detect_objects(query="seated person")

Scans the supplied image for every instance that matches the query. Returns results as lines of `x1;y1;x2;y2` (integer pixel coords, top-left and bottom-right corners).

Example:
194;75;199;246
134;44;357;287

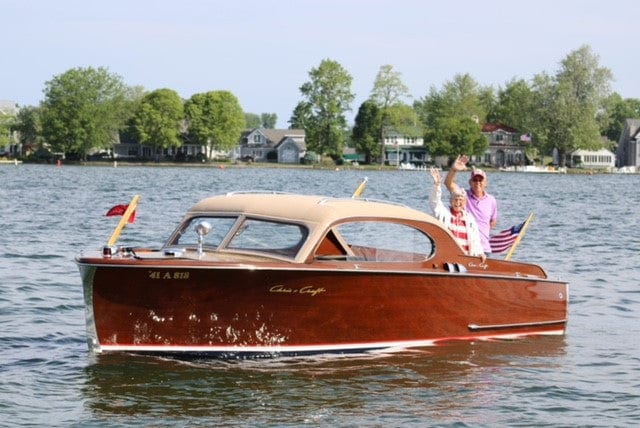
428;167;486;262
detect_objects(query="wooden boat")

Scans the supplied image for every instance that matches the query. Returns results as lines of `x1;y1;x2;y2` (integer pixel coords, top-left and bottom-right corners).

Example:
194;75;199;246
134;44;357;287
76;192;568;358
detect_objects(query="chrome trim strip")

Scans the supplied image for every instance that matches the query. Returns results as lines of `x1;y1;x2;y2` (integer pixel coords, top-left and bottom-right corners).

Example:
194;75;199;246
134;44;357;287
468;319;567;331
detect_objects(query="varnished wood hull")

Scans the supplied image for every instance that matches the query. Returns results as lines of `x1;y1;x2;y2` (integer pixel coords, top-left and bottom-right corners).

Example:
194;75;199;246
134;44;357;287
77;260;567;357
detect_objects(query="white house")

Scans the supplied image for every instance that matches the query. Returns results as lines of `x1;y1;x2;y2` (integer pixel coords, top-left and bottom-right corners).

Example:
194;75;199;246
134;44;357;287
238;128;306;163
0;100;20;157
566;148;616;169
383;128;427;166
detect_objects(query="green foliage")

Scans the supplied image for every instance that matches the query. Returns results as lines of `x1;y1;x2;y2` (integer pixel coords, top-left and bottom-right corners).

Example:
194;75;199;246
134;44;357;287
385;104;423;138
131;88;184;150
425;116;487;158
415;73;488;162
301;151;321;164
0;111;16;146
370;65;411;109
13;106;43;147
352;101;382;163
261;113;277;129
243;112;278;129
368;65;415;163
298;59;354;158
245;113;261;129
41;67;130;159
598;93;640;142
415;73;488;129
184;91;245;150
531;45;613;164
288;102;312;129
488;78;535;133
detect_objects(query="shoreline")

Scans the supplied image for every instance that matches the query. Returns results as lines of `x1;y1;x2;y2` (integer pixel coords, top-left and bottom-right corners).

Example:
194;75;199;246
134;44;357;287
8;159;631;174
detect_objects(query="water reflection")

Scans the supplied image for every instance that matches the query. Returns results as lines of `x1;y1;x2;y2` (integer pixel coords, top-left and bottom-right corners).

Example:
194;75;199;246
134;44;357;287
82;336;566;423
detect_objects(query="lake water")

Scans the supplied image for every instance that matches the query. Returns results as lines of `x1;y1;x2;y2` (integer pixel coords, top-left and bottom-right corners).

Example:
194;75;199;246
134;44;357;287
1;164;639;427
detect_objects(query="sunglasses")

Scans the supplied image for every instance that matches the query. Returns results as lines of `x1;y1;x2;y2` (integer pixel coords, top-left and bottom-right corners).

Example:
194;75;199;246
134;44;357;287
471;177;484;182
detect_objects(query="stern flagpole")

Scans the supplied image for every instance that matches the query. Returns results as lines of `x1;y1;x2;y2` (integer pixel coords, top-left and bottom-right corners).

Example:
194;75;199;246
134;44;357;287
504;212;534;261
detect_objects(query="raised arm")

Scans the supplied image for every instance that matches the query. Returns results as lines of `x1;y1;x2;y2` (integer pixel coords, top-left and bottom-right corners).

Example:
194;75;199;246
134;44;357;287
428;167;445;218
444;155;469;193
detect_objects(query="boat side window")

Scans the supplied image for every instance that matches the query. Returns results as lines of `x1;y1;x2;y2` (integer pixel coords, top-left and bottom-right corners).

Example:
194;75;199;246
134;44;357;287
226;218;308;257
334;221;433;262
171;216;238;248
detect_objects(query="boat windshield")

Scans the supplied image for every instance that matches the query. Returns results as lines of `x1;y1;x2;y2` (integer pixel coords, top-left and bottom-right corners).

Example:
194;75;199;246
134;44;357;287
168;216;309;258
170;216;238;248
226;218;308;257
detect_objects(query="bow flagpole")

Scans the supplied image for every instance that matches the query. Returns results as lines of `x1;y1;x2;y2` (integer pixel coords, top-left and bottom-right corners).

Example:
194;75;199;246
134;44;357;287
504;212;534;261
107;195;140;247
352;177;368;198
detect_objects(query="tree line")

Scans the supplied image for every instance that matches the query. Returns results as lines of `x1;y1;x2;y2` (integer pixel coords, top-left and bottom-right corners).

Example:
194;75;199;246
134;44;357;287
5;44;640;165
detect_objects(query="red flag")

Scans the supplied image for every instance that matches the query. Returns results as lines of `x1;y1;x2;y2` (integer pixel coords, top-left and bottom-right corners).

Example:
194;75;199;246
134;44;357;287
106;204;136;223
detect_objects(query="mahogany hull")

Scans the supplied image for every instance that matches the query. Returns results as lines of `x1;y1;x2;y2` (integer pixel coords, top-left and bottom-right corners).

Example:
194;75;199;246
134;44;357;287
78;261;567;357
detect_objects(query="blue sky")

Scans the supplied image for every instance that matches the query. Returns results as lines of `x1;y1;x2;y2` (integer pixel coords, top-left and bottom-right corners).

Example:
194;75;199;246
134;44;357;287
2;0;639;127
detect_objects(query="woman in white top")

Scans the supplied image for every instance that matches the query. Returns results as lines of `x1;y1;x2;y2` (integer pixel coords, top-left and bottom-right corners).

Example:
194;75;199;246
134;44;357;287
428;167;486;261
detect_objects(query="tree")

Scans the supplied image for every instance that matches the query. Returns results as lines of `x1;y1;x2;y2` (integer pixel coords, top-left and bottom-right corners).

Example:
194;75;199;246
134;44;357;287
131;88;184;156
13;106;43;151
598;93;640;143
539;45;613;165
352;100;382;163
488;78;538;161
245;113;261;129
415;73;489;161
244;112;277;129
288;102;312;129
424;116;487;158
369;64;412;163
488;79;535;133
415;73;488;129
261;113;277;129
384;103;423;138
298;59;354;158
0;110;16;148
41;66;129;160
184;91;245;153
370;64;411;108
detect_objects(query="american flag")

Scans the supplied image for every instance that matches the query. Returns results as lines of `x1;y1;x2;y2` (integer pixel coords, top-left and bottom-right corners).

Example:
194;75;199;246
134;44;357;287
490;221;525;253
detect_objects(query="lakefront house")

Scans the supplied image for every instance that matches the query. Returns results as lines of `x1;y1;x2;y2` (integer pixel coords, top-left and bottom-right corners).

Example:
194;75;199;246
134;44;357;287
237;128;306;164
474;123;527;168
617;118;640;169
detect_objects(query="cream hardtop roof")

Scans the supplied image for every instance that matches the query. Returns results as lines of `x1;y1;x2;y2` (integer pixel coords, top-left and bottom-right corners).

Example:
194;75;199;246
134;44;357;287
187;192;440;226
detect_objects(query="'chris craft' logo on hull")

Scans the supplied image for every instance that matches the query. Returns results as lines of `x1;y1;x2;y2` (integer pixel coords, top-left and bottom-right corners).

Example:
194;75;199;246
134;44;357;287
269;284;326;297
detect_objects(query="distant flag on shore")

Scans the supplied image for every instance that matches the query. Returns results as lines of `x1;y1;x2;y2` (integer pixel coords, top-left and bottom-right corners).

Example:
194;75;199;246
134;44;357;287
106;204;136;223
520;133;532;142
490;221;526;253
